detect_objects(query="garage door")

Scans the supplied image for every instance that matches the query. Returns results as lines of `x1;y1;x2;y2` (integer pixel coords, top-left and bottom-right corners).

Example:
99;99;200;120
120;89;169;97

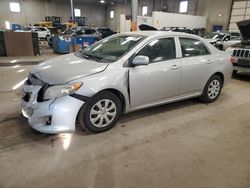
229;1;250;31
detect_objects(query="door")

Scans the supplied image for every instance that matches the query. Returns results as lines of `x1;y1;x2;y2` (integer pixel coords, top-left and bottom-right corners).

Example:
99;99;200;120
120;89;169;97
178;37;213;95
129;37;181;108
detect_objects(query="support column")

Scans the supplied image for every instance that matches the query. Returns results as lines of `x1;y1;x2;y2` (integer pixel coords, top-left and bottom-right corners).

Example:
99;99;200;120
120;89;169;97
131;0;138;31
70;0;74;21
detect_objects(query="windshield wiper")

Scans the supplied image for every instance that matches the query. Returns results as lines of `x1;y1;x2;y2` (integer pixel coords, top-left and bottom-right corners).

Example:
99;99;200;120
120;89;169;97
82;53;102;62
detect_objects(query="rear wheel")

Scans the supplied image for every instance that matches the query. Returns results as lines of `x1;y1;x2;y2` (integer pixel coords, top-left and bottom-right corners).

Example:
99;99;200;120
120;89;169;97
78;91;122;133
199;74;222;103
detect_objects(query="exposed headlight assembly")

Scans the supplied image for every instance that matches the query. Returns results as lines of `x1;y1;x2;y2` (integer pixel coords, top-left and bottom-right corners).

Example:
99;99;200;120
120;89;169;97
44;82;82;100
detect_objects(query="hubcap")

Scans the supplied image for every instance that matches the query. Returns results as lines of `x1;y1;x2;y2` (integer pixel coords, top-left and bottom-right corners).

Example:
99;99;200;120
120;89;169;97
90;99;117;128
208;80;220;99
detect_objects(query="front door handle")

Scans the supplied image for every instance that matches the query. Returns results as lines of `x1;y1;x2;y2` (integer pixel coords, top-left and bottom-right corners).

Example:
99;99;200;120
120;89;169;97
171;64;180;70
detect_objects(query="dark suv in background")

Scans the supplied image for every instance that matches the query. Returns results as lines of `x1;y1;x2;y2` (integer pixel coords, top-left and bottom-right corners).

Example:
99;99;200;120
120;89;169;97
227;20;250;74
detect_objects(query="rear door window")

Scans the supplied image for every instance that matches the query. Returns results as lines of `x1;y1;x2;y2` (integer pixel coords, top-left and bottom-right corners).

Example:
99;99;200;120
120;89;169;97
179;37;210;57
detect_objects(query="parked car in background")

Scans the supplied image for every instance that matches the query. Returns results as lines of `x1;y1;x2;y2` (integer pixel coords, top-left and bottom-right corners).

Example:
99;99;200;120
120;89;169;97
218;36;241;50
62;26;102;40
21;26;51;41
205;31;241;50
226;19;250;75
96;27;116;38
22;31;232;134
204;32;228;45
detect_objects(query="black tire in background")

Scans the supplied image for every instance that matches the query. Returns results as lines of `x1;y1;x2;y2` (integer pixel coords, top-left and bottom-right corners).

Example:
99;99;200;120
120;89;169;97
232;70;238;76
78;91;122;133
199;74;223;103
46;35;50;41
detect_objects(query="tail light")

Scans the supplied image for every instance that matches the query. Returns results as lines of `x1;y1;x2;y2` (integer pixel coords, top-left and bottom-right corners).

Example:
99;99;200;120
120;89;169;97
230;56;237;64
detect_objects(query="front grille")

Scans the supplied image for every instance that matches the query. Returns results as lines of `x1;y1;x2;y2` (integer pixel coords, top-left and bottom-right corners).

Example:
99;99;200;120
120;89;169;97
26;73;44;85
23;92;31;102
233;49;250;58
237;59;250;67
37;84;49;102
26;73;50;102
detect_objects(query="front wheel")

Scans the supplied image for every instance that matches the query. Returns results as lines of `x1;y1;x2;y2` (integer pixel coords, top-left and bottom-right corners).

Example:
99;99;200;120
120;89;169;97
46;35;50;41
199;75;222;103
78;91;122;133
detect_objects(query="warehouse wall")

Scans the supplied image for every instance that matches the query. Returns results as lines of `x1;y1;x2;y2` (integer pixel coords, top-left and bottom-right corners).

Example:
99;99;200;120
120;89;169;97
106;0;199;31
0;0;106;29
196;0;233;32
106;0;233;33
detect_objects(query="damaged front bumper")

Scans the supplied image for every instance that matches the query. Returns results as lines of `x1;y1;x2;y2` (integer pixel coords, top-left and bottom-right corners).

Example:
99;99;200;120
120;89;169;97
21;84;84;134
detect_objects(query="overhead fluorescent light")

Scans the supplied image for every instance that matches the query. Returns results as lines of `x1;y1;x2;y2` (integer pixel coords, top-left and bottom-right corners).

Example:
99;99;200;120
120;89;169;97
100;0;105;3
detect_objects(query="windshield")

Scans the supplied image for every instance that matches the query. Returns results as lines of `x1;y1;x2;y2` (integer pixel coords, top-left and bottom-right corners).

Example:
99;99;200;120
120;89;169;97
23;27;31;31
63;30;75;35
81;35;145;63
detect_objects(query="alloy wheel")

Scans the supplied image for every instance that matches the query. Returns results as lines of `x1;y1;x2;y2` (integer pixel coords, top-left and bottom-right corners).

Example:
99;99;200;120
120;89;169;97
89;99;117;128
208;80;220;99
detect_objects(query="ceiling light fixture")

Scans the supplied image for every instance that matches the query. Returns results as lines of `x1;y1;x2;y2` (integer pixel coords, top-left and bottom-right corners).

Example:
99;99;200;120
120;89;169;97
100;0;105;3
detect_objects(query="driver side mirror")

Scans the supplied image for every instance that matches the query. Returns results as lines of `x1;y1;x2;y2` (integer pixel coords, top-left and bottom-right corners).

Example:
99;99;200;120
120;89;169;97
132;55;149;66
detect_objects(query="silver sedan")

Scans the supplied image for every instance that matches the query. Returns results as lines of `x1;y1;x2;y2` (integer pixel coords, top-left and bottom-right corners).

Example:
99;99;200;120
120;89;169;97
22;31;233;133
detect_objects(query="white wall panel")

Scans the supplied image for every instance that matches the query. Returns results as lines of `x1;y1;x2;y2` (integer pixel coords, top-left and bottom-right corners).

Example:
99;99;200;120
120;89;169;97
233;1;247;8
229;23;238;30
231;8;246;16
229;0;250;31
152;11;207;29
245;8;250;14
230;16;245;22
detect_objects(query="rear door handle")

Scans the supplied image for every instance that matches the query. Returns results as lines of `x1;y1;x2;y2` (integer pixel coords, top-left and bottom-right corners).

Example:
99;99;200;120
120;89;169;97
206;60;213;64
171;64;180;70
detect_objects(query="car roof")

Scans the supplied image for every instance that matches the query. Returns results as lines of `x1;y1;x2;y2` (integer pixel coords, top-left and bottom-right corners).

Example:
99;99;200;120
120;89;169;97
121;31;198;38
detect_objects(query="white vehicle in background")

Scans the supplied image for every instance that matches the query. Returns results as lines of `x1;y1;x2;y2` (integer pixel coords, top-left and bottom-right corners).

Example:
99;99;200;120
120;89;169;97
221;36;241;50
205;31;241;50
22;26;51;41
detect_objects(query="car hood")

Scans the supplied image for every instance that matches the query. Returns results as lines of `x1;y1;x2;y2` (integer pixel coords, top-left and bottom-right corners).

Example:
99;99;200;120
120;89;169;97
204;38;217;43
230;42;250;49
31;53;108;84
237;19;250;41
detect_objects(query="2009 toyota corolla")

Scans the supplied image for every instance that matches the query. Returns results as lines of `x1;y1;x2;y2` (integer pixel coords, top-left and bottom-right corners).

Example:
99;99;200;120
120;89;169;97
22;31;233;133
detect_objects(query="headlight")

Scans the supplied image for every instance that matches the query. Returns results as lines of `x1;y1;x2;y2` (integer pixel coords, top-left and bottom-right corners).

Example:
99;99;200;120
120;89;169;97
44;82;82;100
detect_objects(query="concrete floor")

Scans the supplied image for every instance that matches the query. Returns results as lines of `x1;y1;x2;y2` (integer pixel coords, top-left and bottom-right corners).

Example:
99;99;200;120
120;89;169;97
0;62;250;188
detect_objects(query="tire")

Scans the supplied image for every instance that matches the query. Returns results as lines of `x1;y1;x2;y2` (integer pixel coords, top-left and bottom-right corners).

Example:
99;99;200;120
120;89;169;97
219;45;223;51
78;91;122;133
199;74;222;103
45;35;50;41
232;70;238;76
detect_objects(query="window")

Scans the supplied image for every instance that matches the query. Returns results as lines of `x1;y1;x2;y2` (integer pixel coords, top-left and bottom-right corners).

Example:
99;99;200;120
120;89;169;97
39;27;47;31
142;6;148;16
85;29;95;34
137;38;176;63
9;2;20;13
110;10;114;19
83;35;144;63
5;21;11;30
179;1;188;13
74;8;81;17
179;38;210;57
